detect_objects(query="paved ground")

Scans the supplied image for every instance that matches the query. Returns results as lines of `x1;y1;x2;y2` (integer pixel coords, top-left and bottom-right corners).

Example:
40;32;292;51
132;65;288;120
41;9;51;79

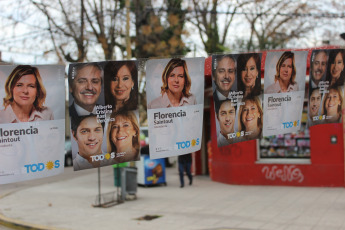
1;166;345;230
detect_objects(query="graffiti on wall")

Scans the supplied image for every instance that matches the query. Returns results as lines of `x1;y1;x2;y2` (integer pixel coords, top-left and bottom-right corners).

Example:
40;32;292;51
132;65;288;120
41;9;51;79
261;165;304;183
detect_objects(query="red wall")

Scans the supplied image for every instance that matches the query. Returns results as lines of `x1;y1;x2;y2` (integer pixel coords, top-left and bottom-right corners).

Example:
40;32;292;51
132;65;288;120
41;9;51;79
209;99;345;187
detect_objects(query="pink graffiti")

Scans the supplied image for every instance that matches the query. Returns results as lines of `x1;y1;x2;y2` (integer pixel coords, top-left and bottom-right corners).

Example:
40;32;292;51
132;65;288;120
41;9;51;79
261;165;304;183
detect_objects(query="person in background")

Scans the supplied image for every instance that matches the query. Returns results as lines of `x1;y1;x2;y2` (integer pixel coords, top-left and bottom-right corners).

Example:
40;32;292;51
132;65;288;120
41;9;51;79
178;153;193;188
0;65;53;123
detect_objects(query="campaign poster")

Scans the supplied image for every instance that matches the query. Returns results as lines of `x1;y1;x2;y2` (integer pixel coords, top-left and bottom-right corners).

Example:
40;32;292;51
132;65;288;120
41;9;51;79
263;51;308;136
68;61;140;171
212;53;263;147
146;57;204;159
308;49;345;127
0;65;65;184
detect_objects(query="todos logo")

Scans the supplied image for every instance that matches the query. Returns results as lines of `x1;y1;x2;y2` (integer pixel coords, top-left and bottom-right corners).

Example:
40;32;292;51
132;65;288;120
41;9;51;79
176;138;200;149
227;131;244;139
282;120;299;129
24;160;60;173
91;152;115;162
313;115;325;121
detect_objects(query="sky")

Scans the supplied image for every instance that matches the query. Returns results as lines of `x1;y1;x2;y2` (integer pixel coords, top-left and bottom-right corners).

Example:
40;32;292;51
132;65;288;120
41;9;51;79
0;0;344;65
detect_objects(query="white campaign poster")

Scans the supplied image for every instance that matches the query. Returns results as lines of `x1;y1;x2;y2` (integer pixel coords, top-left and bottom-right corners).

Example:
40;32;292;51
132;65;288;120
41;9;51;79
146;57;204;159
0;65;65;184
212;53;263;146
68;61;140;171
263;51;308;136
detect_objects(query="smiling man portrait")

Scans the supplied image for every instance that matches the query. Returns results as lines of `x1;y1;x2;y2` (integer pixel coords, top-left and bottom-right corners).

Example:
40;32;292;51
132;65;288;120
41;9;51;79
69;63;103;117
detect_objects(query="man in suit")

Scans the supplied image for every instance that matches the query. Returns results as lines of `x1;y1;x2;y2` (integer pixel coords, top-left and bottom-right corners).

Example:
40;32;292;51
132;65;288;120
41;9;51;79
212;55;237;104
310;50;328;88
69;63;103;117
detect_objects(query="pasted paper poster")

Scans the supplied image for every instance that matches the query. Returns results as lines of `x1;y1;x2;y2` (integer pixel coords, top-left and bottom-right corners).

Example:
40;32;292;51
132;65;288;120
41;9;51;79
146;57;204;159
68;61;140;171
263;51;308;136
308;49;345;127
212;53;263;147
0;65;65;184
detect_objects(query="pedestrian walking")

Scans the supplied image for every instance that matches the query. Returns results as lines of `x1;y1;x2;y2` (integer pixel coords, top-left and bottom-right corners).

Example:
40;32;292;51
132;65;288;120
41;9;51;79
178;153;193;188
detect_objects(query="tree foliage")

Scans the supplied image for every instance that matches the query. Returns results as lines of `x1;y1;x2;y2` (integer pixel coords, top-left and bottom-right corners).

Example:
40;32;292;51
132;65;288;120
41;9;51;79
31;0;127;62
0;0;344;64
133;0;188;58
188;0;243;54
241;0;315;51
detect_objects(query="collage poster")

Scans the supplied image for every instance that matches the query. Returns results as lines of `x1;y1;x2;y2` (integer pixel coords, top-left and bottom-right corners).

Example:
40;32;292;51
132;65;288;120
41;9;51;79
308;49;345;127
146;57;204;159
0;65;65;184
263;51;308;136
212;53;263;147
68;61;140;171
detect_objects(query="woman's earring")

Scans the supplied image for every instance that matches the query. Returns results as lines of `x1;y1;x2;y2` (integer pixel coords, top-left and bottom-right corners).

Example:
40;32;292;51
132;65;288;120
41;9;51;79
132;86;134;90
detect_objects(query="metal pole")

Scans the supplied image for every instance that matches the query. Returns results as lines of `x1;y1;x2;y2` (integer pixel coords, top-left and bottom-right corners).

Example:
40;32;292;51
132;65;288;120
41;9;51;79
98;167;101;206
116;165;121;202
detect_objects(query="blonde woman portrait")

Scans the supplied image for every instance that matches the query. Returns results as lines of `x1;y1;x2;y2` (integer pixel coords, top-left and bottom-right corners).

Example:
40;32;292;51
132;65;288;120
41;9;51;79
0;65;53;123
148;58;196;109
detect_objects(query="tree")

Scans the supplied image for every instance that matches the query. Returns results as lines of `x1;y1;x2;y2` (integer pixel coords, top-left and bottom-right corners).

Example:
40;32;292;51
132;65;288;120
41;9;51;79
31;0;127;62
133;0;188;58
240;0;315;51
133;0;189;126
188;0;248;53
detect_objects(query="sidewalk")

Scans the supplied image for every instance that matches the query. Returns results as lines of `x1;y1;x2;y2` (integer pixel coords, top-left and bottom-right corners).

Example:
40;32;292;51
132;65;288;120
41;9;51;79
1;166;345;230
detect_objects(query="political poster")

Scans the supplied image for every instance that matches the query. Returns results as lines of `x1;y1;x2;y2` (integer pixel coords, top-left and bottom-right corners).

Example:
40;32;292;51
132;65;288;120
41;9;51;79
308;49;345;127
146;57;204;159
68;61;140;171
0;65;65;184
212;53;263;147
263;51;308;136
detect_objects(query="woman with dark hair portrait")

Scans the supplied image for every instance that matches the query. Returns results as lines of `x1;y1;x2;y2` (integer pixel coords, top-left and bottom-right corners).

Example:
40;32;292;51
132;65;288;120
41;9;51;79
238;96;263;140
326;49;345;87
266;51;298;93
237;53;261;98
148;58;196;109
104;61;138;112
106;110;140;163
322;86;343;123
0;65;53;123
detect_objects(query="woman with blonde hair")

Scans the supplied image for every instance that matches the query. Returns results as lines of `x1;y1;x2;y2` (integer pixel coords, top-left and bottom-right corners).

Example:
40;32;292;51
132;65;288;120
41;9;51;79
0;65;53;123
106;110;140;163
322;86;343;123
266;51;298;93
148;58;196;109
238;96;263;140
